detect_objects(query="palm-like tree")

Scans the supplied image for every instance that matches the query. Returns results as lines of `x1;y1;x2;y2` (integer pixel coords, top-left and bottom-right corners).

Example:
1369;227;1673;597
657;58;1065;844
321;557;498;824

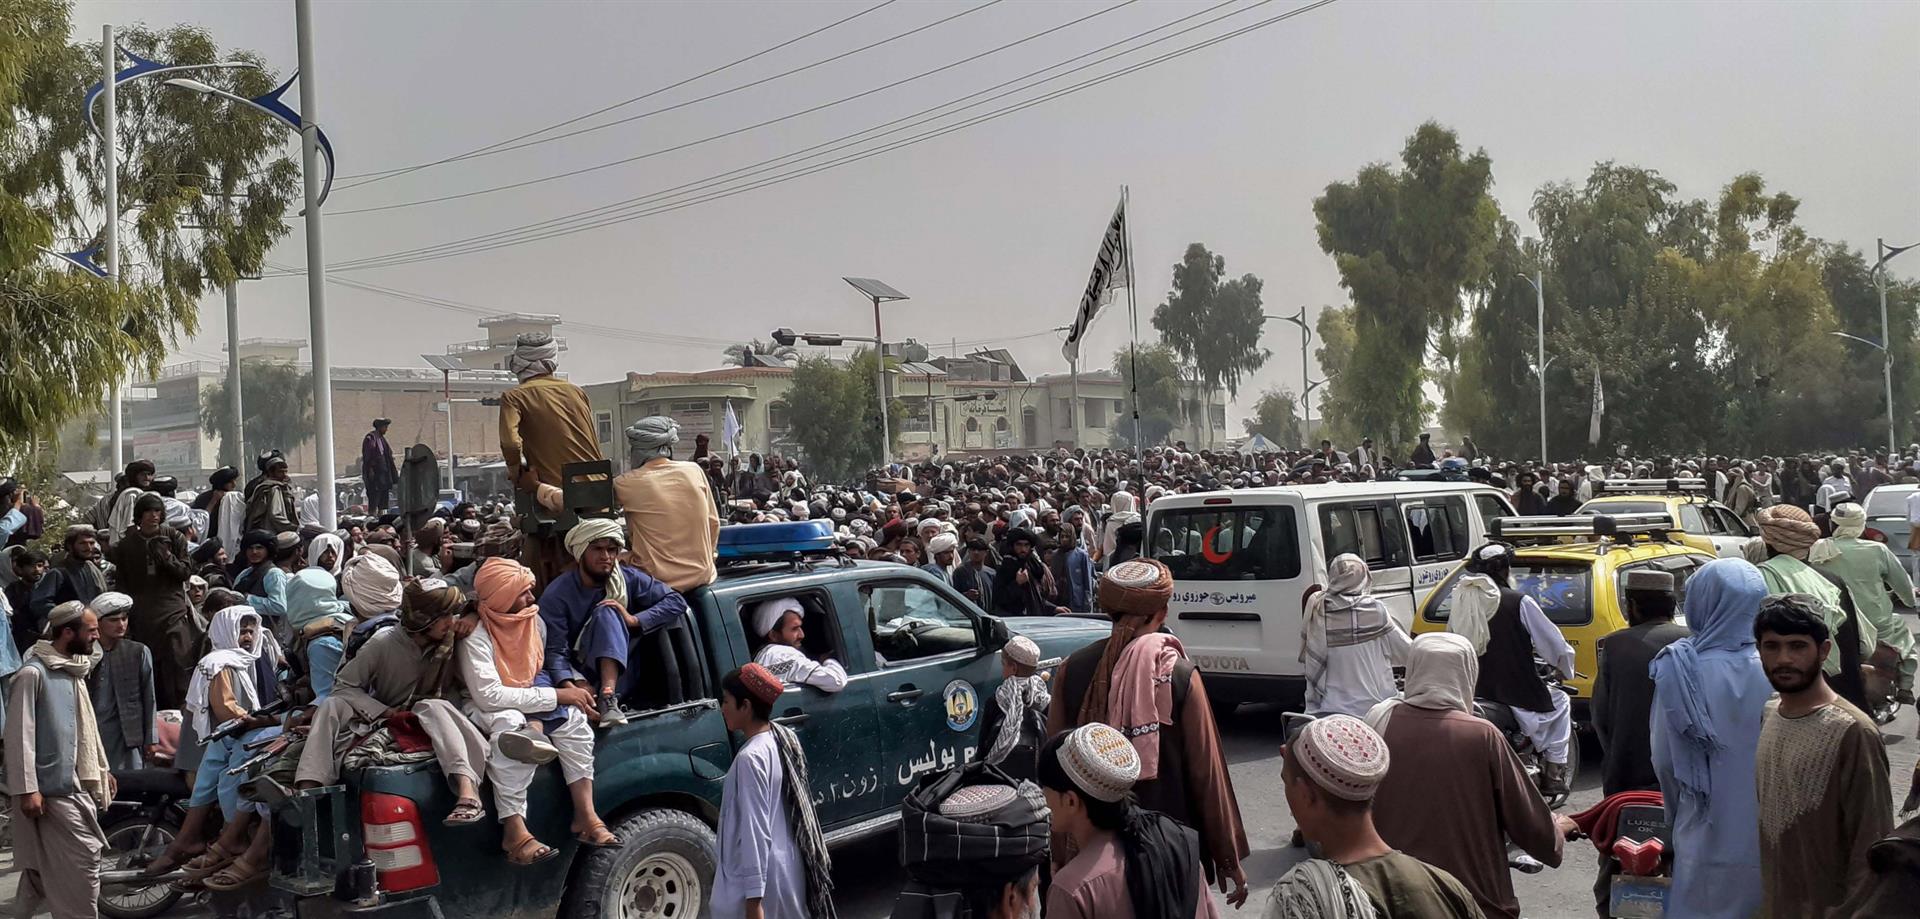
721;339;799;367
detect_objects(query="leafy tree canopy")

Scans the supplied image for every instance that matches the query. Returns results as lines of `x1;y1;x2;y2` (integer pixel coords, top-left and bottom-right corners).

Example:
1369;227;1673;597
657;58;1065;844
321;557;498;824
783;349;901;484
199;361;314;469
1150;243;1269;445
1244;387;1303;448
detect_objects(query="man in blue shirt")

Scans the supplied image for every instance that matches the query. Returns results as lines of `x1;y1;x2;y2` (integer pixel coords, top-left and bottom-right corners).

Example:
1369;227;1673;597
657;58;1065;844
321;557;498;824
0;479;26;544
540;518;689;726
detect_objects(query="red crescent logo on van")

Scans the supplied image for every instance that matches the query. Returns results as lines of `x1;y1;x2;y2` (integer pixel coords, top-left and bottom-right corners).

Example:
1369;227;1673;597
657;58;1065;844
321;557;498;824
1201;525;1232;564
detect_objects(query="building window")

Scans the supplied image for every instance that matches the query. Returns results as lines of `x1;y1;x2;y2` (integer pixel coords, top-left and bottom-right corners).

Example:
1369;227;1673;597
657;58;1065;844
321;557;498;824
1210;403;1226;428
966;417;980;433
1085;399;1108;428
768;401;791;431
669;401;709;413
1112;399;1124;412
593;410;614;446
1056;398;1072;427
995;416;1010;431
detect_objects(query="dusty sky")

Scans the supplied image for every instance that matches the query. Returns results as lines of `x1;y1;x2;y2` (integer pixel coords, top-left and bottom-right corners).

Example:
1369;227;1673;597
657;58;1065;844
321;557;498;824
69;0;1920;423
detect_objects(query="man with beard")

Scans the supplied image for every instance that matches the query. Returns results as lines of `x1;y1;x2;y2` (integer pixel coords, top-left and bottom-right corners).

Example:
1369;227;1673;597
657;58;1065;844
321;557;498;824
5;601;112;918
30;526;110;634
992;529;1066;617
89;458;155;548
538;518;689;725
361;419;399;514
952;539;997;611
1755;505;1874;709
7;548;48;654
613;417;719;592
1753;594;1893;917
245;451;299;535
110;493;200;710
1048;559;1250;908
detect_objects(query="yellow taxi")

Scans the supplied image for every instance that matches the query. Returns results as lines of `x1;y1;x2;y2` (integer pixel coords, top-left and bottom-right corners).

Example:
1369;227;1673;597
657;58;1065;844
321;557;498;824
1576;478;1752;558
1412;512;1715;719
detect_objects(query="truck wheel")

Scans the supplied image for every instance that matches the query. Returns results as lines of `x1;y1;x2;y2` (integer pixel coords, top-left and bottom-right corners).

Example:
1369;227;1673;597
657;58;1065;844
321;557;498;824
564;808;716;919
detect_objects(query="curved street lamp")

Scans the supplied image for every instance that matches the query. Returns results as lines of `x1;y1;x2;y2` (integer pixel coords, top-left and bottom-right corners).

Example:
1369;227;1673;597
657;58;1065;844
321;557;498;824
161;75;336;207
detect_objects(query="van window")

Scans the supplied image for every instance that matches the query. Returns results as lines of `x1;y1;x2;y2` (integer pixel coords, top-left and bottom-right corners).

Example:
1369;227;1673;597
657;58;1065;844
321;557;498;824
1475;493;1516;526
1150;506;1301;581
1404;497;1471;563
1425;562;1593;626
1320;503;1408;570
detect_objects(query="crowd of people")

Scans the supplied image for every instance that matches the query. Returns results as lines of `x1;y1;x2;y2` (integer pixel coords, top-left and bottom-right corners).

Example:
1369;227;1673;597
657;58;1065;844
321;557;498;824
0;331;1915;918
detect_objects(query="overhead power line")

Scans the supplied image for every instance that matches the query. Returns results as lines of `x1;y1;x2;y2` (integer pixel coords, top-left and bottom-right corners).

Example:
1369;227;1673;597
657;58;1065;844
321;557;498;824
334;0;987;189
329;0;1137;214
289;0;1335;274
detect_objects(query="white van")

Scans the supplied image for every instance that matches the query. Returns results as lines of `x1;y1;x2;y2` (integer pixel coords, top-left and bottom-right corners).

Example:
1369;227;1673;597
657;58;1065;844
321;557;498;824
1142;481;1516;707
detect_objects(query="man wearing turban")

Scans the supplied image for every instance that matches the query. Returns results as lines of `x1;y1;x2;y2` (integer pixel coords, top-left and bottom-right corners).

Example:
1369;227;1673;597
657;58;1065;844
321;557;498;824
1812;501;1919;703
497;333;605;587
1754;505;1874;709
295;579;489;828
540;517;689;725
457;558;619;862
612;416;719;592
1047;559;1250;908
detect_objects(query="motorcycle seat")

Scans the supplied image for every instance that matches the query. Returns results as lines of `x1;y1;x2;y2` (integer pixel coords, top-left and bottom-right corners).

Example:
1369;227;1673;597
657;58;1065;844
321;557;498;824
1473;699;1521;734
111;767;190;800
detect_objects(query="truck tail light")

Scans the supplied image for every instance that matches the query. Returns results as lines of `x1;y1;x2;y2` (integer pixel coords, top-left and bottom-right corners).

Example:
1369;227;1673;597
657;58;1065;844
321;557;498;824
361;792;438;893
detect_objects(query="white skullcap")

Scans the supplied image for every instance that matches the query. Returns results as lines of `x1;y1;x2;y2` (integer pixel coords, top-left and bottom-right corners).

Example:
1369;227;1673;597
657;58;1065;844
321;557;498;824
752;596;804;640
1058;723;1140;803
91;591;134;618
1003;635;1040;668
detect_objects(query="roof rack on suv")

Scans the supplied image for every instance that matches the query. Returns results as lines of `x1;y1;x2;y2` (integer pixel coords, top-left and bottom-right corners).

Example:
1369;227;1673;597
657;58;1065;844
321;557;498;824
1491;512;1676;548
1592;478;1708;496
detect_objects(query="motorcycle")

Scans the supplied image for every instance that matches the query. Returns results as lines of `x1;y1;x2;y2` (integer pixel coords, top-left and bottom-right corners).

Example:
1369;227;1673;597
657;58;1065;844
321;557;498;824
1569;791;1671;918
1472;662;1582;808
97;767;212;919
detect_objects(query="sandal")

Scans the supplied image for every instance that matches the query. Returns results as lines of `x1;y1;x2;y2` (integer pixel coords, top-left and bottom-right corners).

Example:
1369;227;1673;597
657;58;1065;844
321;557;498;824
507;836;557;867
203;857;268;892
140;843;207;878
443;798;486;827
181;843;236;879
574;821;620;849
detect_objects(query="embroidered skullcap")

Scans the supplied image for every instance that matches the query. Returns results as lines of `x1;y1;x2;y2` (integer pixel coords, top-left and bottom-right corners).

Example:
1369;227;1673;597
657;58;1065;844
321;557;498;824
46;600;87;632
752;596;804;639
1058;723;1140;803
938;784;1019;824
1622;569;1675;593
1097;558;1174;619
1757;505;1820;557
1289;714;1390;802
1003;635;1040;669
738;662;785;707
91;591;134;619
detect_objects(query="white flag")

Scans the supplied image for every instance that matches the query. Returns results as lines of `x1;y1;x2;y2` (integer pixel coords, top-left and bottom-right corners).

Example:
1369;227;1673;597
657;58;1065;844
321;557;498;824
1062;195;1129;363
722;400;742;456
1588;369;1604;446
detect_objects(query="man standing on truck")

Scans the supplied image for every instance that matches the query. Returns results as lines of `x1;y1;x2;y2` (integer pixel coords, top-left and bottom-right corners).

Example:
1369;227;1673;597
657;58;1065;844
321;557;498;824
714;663;836;919
540;517;690;726
498;332;605;587
1047;558;1251;908
461;557;620;864
5;601;112;919
294;580;490;828
750;597;848;693
614;416;720;592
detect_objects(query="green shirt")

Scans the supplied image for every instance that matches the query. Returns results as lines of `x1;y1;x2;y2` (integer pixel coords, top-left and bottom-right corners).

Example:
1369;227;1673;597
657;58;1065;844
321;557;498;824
1814;538;1918;654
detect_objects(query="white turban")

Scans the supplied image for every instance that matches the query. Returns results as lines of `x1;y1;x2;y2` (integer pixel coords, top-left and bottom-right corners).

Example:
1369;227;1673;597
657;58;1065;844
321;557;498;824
507;333;560;382
1829;502;1867;539
564;517;626;560
927;533;960;556
342;552;403;617
625;416;680;457
92;591;134;619
752;597;804;640
307;533;345;575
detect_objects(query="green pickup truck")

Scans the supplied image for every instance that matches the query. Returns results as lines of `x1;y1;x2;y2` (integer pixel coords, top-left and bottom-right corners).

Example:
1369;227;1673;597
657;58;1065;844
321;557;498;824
272;551;1108;919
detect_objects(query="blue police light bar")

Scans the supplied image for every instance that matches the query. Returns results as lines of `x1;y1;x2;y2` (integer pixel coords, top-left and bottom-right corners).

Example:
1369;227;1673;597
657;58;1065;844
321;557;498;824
717;520;836;560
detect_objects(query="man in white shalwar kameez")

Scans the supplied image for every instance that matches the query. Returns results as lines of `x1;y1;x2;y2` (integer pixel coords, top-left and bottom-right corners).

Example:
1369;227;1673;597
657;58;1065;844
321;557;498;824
750;597;848;693
714;663;832;919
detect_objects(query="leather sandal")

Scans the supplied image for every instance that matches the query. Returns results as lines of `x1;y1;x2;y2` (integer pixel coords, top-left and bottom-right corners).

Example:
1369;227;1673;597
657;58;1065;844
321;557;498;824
507;836;557;866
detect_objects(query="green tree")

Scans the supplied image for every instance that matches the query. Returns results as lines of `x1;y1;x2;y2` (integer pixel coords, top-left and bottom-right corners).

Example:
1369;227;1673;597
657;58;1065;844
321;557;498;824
1310;305;1358;443
1113;344;1183;448
1314;122;1500;449
1243;387;1302;448
1822;244;1920;447
199;362;314;468
1;4;298;460
783;349;900;484
1150;243;1270;446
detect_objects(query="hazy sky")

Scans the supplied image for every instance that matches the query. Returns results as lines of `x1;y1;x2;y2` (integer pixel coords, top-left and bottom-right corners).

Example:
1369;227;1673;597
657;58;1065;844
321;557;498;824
69;0;1920;423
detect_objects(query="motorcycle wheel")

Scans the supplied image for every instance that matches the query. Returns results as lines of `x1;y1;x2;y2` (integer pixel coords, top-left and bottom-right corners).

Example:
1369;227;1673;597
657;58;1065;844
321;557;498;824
97;809;185;919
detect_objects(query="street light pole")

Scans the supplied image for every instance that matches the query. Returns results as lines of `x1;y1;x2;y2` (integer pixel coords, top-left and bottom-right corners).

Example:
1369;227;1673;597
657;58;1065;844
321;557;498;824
102;25;123;471
226;282;244;464
1520;271;1548;463
295;0;336;529
871;294;888;463
1870;238;1914;458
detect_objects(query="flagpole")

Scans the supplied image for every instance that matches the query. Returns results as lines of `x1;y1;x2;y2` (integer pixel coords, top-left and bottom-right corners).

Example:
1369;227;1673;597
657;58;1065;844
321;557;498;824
1123;185;1141;464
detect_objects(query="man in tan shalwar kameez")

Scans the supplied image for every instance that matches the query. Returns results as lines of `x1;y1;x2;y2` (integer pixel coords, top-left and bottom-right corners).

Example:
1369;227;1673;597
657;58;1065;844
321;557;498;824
497;333;605;588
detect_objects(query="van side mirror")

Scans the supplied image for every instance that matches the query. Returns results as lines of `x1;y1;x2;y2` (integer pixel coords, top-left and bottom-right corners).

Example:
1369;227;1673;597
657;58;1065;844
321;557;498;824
981;616;1012;655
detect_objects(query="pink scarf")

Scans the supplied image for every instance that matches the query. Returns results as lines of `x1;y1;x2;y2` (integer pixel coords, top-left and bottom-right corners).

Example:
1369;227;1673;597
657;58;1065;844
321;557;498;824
1108;632;1184;780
